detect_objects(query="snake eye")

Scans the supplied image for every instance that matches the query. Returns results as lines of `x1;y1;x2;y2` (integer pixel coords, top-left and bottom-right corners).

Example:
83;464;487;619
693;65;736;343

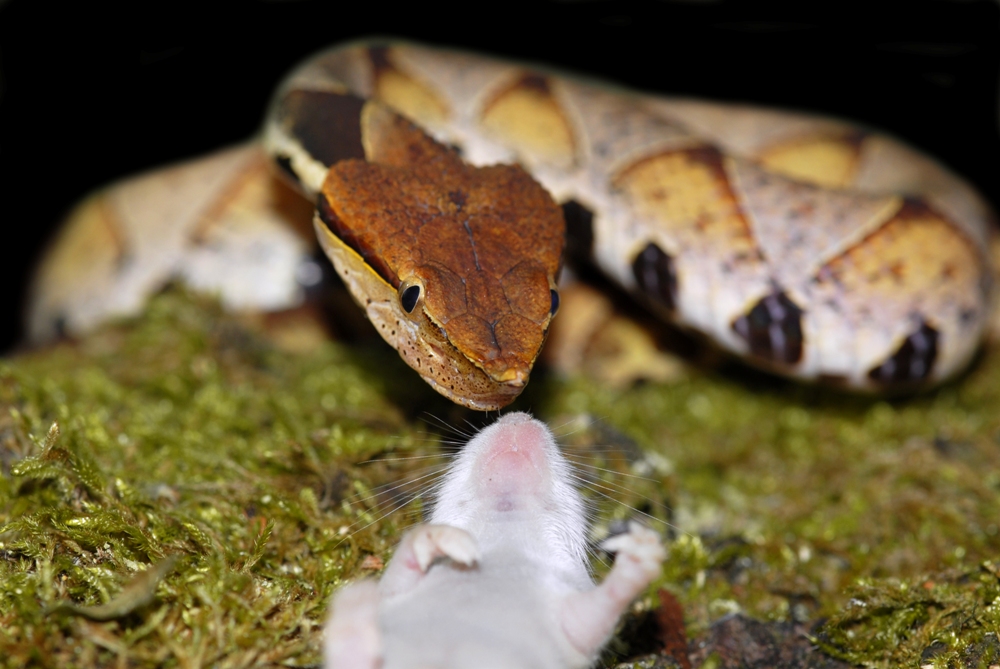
549;289;560;316
399;282;423;314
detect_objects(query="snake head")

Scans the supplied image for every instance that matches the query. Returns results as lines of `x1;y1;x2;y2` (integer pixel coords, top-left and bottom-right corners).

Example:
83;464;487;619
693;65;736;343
314;101;565;410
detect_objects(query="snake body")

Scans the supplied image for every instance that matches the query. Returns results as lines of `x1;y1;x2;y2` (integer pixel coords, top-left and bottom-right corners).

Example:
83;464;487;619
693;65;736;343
28;41;996;409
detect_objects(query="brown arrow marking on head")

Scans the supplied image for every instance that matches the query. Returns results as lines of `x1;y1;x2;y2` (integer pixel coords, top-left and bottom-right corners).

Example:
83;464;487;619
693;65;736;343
316;101;565;409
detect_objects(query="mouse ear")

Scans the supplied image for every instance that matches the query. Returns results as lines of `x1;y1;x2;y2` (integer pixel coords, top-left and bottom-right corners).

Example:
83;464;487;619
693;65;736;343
360;100;464;170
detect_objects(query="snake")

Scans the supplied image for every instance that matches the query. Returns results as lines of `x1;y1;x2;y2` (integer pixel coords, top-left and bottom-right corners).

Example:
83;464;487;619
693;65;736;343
27;40;996;410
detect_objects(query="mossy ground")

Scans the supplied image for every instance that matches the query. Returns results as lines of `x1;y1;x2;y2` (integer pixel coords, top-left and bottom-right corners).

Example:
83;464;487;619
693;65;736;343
2;291;999;668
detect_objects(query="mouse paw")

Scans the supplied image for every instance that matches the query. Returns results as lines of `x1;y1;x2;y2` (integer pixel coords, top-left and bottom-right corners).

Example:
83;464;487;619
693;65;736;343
325;580;382;669
601;521;665;585
411;523;480;572
559;523;667;658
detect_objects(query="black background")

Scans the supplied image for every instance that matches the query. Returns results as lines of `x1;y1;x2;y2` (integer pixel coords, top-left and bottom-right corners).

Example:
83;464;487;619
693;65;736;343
1;0;997;354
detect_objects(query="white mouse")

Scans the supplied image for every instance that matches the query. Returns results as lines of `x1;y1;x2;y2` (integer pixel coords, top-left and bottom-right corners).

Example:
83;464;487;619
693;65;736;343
324;412;666;669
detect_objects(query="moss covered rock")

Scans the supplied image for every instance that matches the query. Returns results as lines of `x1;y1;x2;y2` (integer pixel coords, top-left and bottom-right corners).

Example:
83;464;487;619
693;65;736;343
2;291;999;668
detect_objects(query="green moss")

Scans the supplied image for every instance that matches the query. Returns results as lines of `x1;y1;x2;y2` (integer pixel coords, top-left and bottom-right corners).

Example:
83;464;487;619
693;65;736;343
2;290;1000;667
0;293;432;667
812;566;1000;667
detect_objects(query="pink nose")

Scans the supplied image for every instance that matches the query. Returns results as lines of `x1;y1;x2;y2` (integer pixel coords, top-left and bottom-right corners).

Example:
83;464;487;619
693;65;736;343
478;416;549;502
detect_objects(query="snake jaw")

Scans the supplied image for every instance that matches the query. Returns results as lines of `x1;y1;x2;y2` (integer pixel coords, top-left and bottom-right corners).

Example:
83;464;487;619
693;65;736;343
493;366;529;387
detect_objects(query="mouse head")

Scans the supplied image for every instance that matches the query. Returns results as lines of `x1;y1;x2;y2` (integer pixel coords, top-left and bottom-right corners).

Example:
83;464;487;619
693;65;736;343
430;413;587;562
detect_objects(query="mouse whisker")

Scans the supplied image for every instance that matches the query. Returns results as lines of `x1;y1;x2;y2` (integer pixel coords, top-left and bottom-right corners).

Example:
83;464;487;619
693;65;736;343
561;456;664;483
343;464;450;509
334;497;426;549
419;413;477;441
548;413;619;441
356;453;451;465
565;472;680;535
403;435;466;455
566;469;660;506
581;541;613;571
560;443;647;452
335;470;451;548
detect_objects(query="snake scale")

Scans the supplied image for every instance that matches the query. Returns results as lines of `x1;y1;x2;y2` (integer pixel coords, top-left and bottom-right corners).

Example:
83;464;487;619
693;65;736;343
27;40;996;410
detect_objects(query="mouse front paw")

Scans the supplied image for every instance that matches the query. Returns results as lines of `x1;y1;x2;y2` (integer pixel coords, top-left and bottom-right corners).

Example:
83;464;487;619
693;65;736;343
410;523;480;572
600;521;665;586
559;522;667;659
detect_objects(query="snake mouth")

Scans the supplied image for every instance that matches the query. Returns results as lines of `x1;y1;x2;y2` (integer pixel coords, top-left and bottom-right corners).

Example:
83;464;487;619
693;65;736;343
428;361;531;411
492;366;529;387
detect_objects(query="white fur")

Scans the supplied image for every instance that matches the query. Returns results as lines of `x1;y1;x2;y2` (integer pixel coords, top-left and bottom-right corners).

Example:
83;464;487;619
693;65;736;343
324;412;666;669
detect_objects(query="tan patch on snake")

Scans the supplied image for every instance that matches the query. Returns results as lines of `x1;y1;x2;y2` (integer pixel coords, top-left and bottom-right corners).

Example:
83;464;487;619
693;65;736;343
480;74;577;168
819;203;985;309
614;147;755;255
614;147;769;317
757;132;865;188
811;200;988;379
369;46;450;127
317;102;564;409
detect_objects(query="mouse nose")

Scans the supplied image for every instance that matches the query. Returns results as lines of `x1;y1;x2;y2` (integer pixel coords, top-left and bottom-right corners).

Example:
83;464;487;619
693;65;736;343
496;411;533;425
479;415;551;500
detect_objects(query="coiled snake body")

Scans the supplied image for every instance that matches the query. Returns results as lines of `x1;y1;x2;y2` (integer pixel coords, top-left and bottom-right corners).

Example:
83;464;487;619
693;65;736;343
28;41;996;409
